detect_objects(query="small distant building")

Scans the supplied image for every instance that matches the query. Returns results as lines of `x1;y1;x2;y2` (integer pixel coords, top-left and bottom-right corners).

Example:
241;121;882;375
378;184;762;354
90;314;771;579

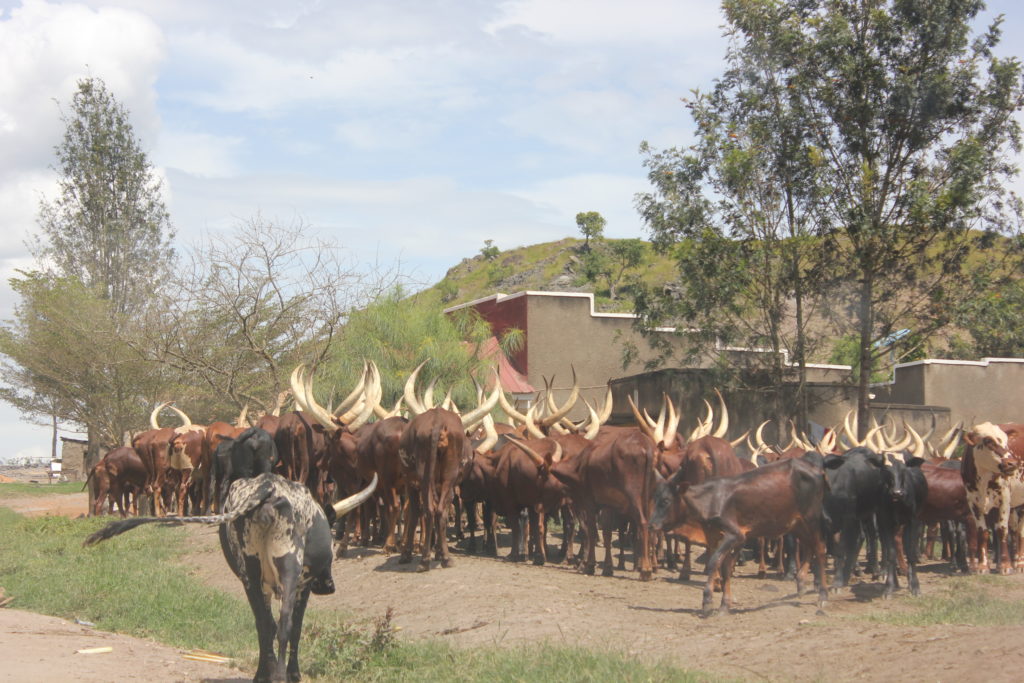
59;437;88;482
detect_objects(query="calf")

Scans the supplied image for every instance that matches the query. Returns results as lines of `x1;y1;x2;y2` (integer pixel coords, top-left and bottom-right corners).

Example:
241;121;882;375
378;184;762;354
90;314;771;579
651;454;829;616
85;472;377;683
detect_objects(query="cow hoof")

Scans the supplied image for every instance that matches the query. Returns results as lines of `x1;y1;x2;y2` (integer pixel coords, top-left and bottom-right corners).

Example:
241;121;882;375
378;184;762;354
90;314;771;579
397;555;412;565
601;567;614;577
441;558;454;569
639;570;653;581
533;557;545;567
757;570;766;579
717;605;730;616
582;564;596;576
417;561;431;573
679;571;690;582
1002;566;1013;576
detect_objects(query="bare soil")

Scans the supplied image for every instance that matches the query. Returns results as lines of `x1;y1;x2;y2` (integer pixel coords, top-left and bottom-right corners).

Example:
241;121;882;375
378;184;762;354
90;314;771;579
5;490;1024;681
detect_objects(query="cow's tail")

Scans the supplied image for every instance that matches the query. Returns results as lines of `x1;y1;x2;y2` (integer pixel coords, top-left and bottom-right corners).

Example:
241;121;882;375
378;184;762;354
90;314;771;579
82;465;96;493
84;480;276;546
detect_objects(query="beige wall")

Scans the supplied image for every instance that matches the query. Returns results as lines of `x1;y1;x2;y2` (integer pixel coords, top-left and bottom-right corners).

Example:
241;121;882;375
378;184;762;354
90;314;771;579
891;359;1024;427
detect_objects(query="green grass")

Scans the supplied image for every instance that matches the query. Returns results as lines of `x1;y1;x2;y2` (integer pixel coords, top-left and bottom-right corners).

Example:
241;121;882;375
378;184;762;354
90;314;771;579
865;575;1024;627
0;481;84;497
0;508;713;682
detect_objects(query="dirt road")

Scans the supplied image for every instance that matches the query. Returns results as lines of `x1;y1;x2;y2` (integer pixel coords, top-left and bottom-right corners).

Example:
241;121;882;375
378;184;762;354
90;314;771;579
5;490;1024;681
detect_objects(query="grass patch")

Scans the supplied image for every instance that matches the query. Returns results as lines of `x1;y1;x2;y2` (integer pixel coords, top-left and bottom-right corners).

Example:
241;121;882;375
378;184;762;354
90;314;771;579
0;481;84;497
0;508;714;682
865;575;1024;627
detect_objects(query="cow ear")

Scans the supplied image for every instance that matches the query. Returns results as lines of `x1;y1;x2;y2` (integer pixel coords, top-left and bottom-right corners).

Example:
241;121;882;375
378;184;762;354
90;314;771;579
906;456;925;468
823;454;845;470
963;431;977;447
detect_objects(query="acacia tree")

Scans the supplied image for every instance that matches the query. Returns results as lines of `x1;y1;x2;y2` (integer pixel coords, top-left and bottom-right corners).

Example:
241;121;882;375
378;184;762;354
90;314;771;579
137;217;394;420
634;3;826;433
768;0;1024;436
637;0;1024;437
1;77;175;454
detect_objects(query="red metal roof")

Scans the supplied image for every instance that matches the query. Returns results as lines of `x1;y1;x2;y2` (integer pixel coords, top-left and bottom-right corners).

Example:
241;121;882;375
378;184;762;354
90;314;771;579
469;337;535;395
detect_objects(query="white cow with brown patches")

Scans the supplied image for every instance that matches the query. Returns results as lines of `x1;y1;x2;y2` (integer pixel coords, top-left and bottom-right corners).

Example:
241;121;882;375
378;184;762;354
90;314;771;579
961;422;1024;574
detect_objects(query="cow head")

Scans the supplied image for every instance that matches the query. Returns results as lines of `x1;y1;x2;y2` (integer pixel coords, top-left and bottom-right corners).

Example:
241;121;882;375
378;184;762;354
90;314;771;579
878;451;925;502
965;422;1013;473
650;468;690;531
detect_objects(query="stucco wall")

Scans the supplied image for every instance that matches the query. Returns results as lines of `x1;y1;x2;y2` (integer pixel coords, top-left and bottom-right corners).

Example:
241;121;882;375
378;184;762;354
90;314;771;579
917;360;1024;425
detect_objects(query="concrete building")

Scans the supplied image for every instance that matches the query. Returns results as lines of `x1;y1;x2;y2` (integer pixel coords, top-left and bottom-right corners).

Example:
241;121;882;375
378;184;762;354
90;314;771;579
448;289;1024;445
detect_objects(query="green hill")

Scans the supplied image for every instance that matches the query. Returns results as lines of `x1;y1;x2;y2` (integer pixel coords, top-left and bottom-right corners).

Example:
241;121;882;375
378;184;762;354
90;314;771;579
425;237;676;312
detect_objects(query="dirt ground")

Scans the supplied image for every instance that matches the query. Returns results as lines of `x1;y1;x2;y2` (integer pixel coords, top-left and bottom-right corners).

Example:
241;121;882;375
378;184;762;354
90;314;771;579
5;489;1024;682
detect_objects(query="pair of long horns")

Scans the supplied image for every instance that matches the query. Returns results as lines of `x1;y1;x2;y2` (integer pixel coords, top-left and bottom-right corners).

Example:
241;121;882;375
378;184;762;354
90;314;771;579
149;402;193;430
403;360;502;429
628;393;681;450
686;389;729;442
505;435;563;470
498;368;584;432
291;362;381;433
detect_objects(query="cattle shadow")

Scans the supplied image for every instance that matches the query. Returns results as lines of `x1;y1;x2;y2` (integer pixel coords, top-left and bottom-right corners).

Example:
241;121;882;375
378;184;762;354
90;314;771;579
628;595;810;617
200;677;250;683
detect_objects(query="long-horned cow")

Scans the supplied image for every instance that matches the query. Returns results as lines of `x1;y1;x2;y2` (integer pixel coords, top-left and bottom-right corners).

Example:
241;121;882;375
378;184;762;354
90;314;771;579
85;472;378;683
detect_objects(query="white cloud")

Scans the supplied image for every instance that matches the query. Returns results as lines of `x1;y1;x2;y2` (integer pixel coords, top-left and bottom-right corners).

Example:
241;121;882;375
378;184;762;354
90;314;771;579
155;131;243;178
0;0;165;174
507;172;650;239
486;0;723;44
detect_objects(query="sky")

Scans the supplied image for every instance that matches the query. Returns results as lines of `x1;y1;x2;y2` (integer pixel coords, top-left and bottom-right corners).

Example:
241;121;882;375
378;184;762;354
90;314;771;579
0;0;1021;462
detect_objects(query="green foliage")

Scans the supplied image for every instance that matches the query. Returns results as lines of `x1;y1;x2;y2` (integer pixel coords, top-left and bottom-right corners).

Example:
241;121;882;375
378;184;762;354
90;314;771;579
479;239;500;261
326;287;504;409
954;278;1024;358
580;238;647;300
575;211;606;247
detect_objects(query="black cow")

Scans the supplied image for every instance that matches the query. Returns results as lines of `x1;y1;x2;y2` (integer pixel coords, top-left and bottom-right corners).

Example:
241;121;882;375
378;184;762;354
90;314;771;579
212;427;279;512
824;448;927;597
85;472;377;682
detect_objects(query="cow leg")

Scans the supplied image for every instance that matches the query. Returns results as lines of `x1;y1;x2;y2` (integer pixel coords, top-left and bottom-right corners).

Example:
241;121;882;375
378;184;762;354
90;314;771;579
273;555;303;683
418;494;435;572
1011;507;1024;572
600;518;615;577
679;540;692;582
286;586;312;683
832;517;861;590
757;539;768;579
560;505;576;564
879;510;899;599
580;506;598;575
636;515;653;581
530;508;547;566
398;490;419;565
719;547;740;615
863;518;880;579
894;525;909;576
701;528;736;616
508;511;524;562
437;492;456;569
241;572;279;682
995;487;1013;575
904;517;922;596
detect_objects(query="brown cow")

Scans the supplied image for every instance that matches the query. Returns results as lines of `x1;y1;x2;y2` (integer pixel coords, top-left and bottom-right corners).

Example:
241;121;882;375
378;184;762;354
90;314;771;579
652;454;830;615
397;365;500;572
87;446;146;517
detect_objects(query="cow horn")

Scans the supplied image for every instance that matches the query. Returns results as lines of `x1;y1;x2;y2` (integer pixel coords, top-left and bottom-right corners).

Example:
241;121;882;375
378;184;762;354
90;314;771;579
663;395;680;450
597;383;614;425
653;395;667;447
165;404;193;429
507;436;547;469
711;388;729;439
149;401;171;430
583;400;601;440
498;387;530;426
332;473;378;517
729;429;750;449
422;377;440;411
347;363;381;431
299;366;342;433
843;410;861;447
941;422;963;460
333;361;367;417
755;420;770;453
538;367;579;429
475;414;499;454
865;424;885;452
374;396;403;421
235;404;250;428
460;373;501;429
905;421;926;459
524;404;547;439
403;361;428;416
627;395;658;443
337;364;375;425
818;429;837;455
921;413;937;443
290;365;311;412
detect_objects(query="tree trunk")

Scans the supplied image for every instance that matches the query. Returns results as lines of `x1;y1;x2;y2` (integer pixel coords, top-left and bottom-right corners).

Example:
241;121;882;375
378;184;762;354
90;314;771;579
85;424;102;512
856;275;874;441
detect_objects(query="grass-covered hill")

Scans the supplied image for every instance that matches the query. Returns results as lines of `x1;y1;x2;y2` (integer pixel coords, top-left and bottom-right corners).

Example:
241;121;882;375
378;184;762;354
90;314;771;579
424;237;675;312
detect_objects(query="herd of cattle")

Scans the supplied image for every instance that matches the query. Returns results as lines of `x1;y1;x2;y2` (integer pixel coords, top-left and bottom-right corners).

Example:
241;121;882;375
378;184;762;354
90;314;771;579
83;360;1024;681
85;362;1024;600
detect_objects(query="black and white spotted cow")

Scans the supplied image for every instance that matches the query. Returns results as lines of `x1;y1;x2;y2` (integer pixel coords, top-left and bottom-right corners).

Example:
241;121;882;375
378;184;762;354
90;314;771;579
86;471;377;682
962;422;1024;574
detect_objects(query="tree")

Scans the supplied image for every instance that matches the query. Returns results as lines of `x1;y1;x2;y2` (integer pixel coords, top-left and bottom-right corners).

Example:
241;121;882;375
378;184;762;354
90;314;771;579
1;77;175;456
582;238;647;300
138;217;393;420
634;1;828;433
325;287;522;410
951;276;1024;358
31;77;174;316
638;0;1024;438
576;211;606;248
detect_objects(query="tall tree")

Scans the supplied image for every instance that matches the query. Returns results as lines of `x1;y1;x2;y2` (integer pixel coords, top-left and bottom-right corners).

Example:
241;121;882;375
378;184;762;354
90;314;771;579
1;77;175;455
766;0;1024;436
634;2;826;433
576;211;606;249
32;76;174;316
637;0;1024;438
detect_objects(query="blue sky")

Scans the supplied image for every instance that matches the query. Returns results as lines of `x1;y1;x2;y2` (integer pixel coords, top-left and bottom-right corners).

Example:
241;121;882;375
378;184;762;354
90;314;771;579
0;0;1021;461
